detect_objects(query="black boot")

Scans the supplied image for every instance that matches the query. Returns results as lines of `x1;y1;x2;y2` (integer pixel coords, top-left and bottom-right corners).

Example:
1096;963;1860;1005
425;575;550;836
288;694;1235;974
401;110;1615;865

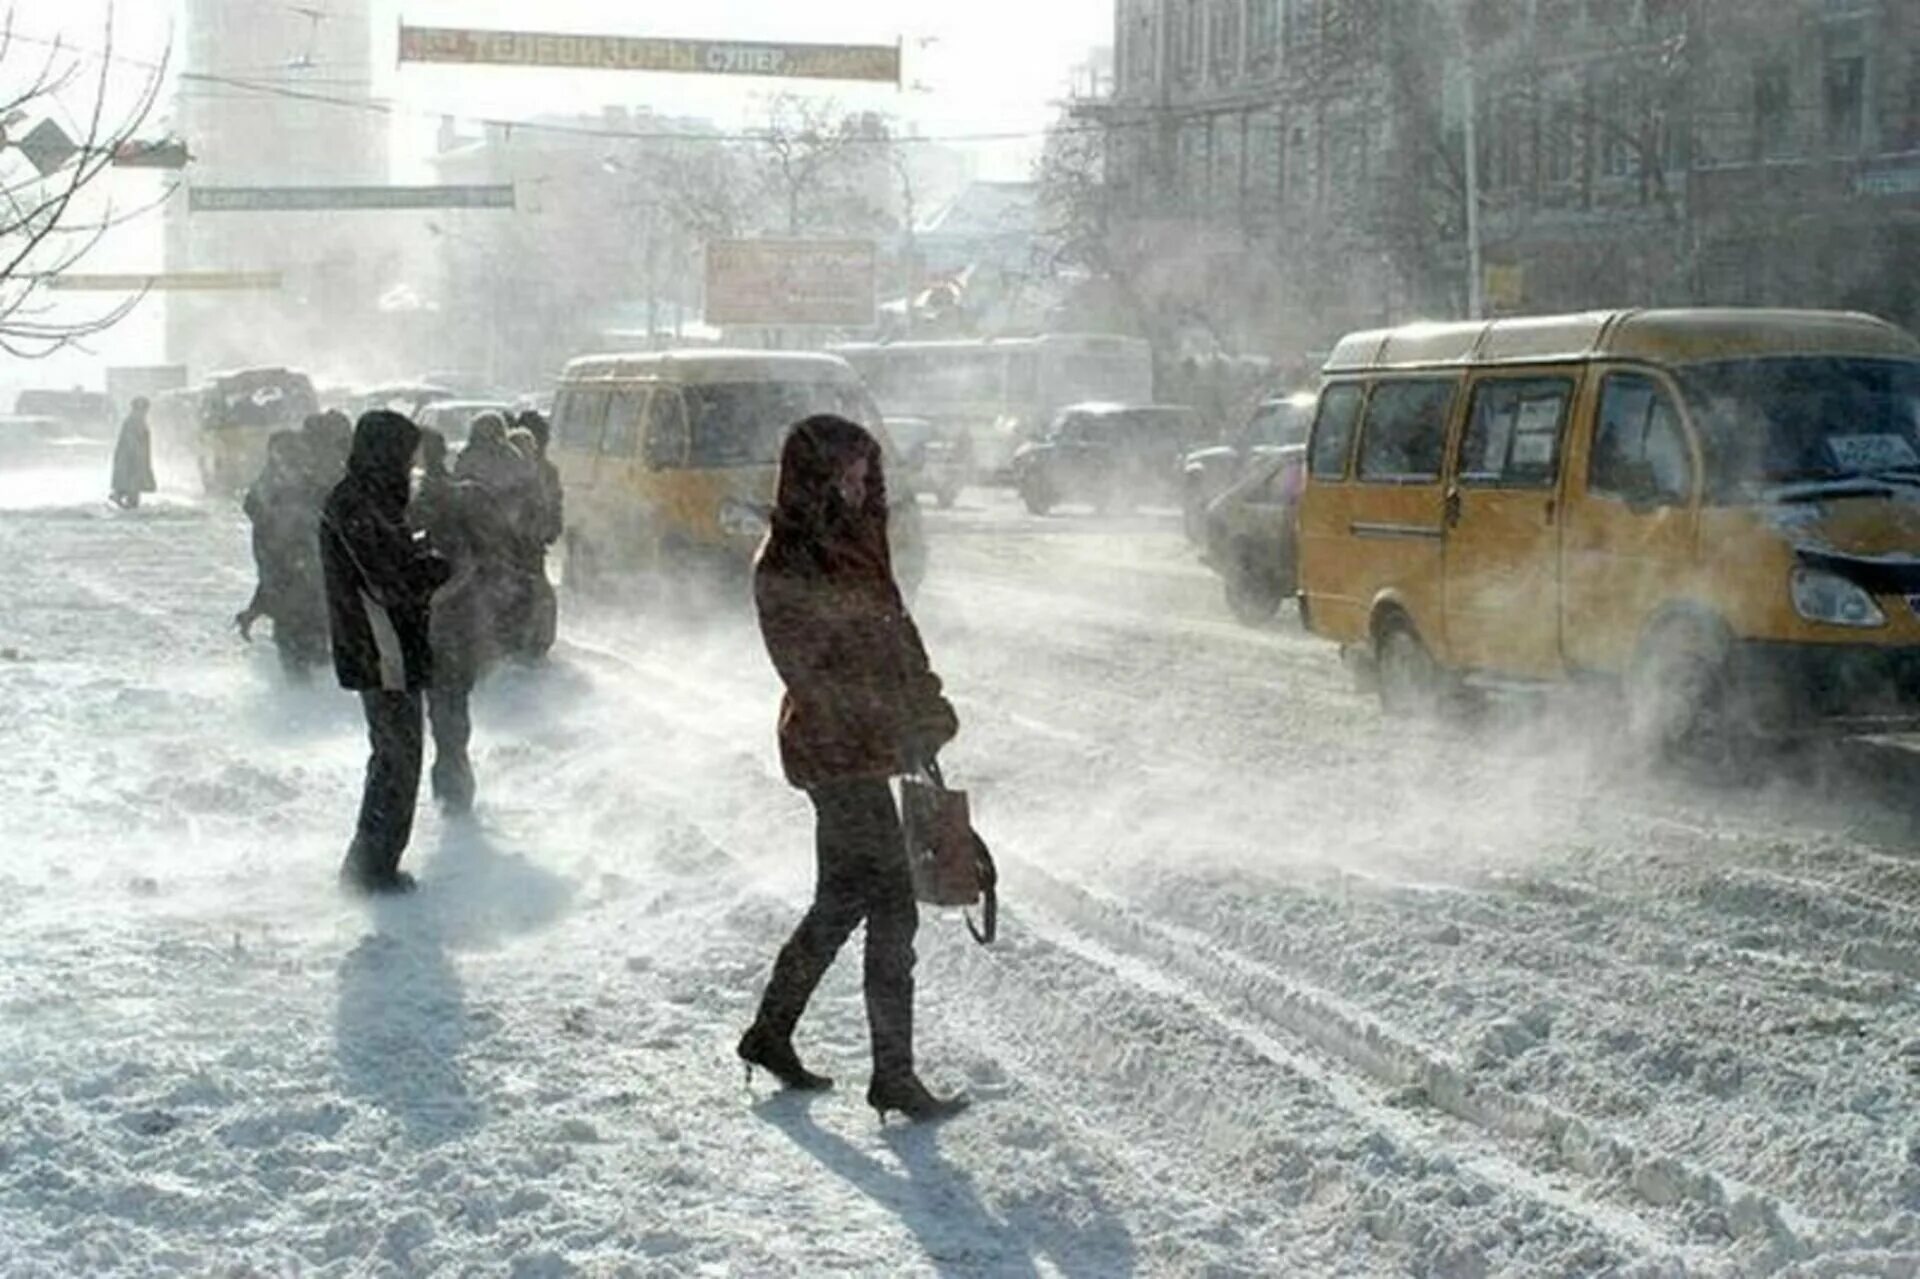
737;1022;832;1092
867;1072;968;1123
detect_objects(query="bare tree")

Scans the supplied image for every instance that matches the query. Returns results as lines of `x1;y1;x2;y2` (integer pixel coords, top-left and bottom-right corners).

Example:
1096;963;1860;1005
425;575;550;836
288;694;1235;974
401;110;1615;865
745;95;898;239
0;4;170;359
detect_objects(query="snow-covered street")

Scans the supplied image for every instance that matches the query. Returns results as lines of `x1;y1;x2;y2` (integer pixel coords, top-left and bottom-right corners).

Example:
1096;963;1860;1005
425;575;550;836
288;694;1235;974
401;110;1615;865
6;458;1920;1276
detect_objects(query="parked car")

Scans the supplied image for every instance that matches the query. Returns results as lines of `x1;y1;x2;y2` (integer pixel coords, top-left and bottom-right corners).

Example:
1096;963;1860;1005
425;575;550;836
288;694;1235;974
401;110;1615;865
1011;403;1205;515
884;415;971;508
1202;446;1307;623
1297;307;1920;750
1181;390;1316;541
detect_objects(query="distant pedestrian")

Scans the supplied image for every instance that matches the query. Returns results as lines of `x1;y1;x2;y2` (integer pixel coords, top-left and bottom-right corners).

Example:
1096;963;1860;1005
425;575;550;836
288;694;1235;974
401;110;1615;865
455;412;537;662
109;397;156;509
739;414;966;1122
305;409;353;485
411;427;479;814
320;410;450;894
236;430;331;674
513;409;563;660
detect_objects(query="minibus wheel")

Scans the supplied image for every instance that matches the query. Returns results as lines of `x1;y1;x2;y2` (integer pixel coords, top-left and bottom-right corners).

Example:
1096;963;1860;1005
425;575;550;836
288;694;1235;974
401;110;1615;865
1626;617;1733;759
1376;616;1444;717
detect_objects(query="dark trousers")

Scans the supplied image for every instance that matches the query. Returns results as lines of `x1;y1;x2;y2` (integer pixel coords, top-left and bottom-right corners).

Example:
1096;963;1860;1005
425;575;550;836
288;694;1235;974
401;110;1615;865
427;684;474;812
347;690;424;878
752;780;920;1081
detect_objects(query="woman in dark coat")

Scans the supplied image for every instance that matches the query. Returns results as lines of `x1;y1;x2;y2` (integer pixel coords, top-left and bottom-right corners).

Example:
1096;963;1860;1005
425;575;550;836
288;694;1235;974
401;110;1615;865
109;397;156;509
411;428;480;814
739;414;964;1122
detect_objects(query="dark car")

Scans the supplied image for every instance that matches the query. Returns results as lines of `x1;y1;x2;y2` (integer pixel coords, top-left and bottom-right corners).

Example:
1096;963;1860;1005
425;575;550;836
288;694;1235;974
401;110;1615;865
884;415;972;508
1201;447;1306;623
1010;403;1204;516
1180;391;1316;542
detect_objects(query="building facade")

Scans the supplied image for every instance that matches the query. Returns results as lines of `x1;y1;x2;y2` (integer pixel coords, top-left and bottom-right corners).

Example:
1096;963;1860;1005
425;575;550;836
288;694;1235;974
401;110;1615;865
1080;0;1920;357
164;0;398;383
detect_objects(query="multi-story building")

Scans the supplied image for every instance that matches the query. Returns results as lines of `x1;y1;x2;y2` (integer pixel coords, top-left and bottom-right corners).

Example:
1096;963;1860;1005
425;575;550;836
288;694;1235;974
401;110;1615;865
164;0;397;383
1080;0;1920;356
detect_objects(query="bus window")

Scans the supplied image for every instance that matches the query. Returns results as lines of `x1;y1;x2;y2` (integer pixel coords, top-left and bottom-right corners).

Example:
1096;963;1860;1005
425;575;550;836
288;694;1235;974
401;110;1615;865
645;389;689;468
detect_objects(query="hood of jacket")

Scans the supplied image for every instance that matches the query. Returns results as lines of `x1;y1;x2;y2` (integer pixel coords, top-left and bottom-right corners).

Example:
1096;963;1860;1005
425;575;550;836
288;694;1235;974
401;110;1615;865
764;414;891;580
345;409;419;514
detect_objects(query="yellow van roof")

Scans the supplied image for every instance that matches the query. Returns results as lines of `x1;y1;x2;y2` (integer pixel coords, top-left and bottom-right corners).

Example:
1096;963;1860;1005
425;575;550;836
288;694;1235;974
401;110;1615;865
1323;309;1920;372
561;348;857;385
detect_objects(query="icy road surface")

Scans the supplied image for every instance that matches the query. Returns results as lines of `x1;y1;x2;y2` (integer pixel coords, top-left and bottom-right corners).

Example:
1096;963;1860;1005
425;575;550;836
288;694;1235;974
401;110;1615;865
4;461;1920;1276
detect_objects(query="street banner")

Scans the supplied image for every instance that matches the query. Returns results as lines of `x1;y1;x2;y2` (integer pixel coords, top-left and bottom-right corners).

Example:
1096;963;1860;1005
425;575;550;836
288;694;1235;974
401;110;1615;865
188;185;515;213
399;24;901;85
48;272;283;292
705;240;877;328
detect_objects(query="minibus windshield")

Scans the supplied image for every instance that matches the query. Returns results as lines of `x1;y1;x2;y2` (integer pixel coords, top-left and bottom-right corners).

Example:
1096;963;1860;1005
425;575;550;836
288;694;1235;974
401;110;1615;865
1682;356;1920;500
684;380;874;467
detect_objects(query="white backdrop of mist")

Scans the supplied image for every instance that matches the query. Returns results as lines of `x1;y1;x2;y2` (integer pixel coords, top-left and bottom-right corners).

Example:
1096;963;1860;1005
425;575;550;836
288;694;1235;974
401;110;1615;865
3;0;1108;394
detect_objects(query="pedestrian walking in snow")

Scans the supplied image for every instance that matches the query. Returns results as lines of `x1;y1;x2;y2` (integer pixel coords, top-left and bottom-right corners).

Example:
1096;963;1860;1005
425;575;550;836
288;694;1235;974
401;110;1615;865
320;410;451;894
455;412;538;664
109;397;156;509
739;414;966;1123
235;429;331;675
512;409;563;661
411;427;481;815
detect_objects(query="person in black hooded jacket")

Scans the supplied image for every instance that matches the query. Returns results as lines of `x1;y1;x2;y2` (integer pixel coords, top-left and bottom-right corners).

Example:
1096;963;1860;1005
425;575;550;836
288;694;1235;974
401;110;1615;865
320;410;451;893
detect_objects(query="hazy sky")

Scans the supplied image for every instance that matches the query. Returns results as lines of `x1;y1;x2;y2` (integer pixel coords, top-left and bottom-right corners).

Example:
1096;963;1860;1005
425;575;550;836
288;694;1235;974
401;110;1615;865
10;1;1108;381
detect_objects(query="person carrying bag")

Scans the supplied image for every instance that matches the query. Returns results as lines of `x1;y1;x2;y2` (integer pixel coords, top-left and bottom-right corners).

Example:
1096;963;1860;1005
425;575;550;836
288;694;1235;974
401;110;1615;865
899;755;997;946
737;414;970;1123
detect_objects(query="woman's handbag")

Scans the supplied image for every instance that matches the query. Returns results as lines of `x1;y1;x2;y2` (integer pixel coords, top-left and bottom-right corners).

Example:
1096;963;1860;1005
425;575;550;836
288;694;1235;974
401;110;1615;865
899;757;997;944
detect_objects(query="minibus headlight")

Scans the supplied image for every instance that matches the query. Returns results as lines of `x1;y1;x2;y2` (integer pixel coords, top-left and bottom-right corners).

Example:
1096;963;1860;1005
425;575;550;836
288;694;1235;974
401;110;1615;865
718;499;770;539
1789;566;1885;628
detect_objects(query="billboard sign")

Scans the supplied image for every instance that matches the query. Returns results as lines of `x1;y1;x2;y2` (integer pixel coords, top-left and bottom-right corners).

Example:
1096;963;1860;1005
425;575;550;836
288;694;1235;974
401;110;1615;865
705;240;877;328
188;185;515;213
399;25;901;85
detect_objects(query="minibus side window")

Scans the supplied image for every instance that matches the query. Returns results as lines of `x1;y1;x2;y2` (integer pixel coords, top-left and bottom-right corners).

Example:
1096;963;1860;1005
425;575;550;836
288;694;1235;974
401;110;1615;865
567;391;611;453
1592;373;1690;503
552;391;579;447
645;388;690;469
1308;383;1364;479
1458;378;1573;487
1357;379;1455;482
601;390;645;458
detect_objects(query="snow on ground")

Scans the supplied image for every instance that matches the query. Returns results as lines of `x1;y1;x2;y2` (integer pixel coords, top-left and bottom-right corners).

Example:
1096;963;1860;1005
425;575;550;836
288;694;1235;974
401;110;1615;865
3;458;1920;1276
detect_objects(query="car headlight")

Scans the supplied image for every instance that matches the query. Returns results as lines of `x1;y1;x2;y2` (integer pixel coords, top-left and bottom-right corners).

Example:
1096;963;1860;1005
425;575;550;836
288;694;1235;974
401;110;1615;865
1790;566;1885;627
718;498;770;539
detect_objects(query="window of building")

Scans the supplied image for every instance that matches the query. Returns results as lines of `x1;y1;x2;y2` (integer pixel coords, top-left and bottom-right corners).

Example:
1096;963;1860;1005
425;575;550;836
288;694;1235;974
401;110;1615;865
1543;92;1577;189
1249;0;1280;57
1185;0;1206;76
1825;52;1865;153
1357;379;1456;482
1753;63;1791;159
1210;0;1241;78
1284;0;1317;57
1597;72;1639;179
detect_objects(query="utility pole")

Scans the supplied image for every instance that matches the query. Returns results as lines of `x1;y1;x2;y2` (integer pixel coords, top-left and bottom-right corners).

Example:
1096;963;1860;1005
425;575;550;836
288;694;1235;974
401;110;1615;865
1457;0;1484;321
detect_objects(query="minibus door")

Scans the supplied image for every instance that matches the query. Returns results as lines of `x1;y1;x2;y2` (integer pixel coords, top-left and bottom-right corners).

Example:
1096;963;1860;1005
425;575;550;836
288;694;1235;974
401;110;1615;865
1442;371;1580;678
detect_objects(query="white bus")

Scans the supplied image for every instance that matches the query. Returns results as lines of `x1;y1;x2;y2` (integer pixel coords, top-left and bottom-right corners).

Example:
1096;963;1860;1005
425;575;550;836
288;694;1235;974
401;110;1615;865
830;334;1154;480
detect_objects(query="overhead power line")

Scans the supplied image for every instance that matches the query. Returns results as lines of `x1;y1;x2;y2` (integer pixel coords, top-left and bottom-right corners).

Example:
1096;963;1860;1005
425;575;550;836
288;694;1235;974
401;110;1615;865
3;25;1106;149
